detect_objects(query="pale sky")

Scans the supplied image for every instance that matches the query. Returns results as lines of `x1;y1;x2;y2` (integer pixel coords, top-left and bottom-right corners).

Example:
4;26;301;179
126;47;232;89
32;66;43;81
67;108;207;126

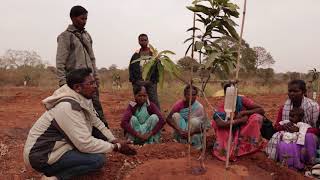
0;0;319;73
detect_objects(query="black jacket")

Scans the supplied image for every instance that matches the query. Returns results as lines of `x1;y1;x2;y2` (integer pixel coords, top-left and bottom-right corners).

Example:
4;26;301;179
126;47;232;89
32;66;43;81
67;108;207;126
129;50;159;83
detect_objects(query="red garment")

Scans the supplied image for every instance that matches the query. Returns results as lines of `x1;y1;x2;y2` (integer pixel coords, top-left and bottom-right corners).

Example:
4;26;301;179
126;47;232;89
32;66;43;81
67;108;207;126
274;105;320;135
212;97;265;161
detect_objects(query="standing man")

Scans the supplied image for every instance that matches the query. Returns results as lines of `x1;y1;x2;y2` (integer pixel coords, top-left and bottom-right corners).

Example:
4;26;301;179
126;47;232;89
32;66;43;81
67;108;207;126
129;34;160;109
56;5;108;128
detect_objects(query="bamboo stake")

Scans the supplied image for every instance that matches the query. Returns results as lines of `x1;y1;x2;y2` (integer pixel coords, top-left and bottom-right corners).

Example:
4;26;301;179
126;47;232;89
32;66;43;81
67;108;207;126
315;77;320;102
235;0;247;80
187;11;197;167
187;68;193;166
225;0;247;169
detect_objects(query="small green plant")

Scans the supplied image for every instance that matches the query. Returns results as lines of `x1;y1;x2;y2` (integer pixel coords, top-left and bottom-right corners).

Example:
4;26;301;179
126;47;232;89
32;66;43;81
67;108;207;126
131;45;181;88
185;0;240;91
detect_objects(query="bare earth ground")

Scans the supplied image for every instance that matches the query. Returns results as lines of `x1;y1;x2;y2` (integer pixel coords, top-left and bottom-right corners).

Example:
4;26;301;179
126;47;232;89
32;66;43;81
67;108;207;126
0;87;311;180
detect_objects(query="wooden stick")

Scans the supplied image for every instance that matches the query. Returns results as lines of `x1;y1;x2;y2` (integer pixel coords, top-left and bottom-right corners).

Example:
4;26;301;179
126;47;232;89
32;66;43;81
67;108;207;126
187;11;197;167
235;0;247;80
187;71;193;166
317;78;320;102
225;0;247;169
191;12;196;61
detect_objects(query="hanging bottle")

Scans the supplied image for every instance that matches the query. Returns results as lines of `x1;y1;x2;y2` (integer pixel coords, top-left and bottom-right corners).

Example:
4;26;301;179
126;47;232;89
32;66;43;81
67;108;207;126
224;85;238;120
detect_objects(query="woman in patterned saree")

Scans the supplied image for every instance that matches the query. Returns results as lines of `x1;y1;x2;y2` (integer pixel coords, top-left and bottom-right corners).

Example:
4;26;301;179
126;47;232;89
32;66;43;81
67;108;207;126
212;83;265;161
166;85;205;149
121;85;165;145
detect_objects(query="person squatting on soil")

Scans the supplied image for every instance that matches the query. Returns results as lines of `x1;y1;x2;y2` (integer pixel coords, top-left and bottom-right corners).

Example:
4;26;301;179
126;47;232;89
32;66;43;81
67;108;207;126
129;33;161;109
55;6;109;130
166;85;206;150
211;83;265;161
121;85;165;145
23;68;136;180
266;79;319;170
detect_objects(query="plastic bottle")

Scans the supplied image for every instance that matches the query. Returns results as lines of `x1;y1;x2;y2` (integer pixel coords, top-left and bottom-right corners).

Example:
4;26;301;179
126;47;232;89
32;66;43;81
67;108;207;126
224;85;237;120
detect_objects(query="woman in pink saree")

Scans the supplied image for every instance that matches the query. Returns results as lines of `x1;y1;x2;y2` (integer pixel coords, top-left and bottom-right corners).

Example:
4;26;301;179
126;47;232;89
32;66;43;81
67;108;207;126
211;83;265;161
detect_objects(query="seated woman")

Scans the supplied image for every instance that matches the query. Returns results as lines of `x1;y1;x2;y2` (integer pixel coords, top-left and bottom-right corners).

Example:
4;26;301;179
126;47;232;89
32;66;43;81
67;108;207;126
212;83;265;161
166;85;205;149
266;80;319;170
121;85;165;144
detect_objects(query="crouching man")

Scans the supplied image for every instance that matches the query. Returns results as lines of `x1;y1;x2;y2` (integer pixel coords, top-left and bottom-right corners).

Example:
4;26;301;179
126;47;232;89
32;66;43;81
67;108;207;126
23;68;135;180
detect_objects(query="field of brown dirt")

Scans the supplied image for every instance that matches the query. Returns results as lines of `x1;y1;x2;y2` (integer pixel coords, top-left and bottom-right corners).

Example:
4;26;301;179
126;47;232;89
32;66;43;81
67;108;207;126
0;87;311;180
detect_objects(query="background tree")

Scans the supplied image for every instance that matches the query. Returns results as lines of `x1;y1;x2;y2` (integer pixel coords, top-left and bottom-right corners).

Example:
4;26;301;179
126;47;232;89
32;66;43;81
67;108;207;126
177;56;200;72
257;68;275;85
253;46;275;68
0;49;42;69
0;49;57;86
214;36;257;74
288;72;301;80
108;64;118;71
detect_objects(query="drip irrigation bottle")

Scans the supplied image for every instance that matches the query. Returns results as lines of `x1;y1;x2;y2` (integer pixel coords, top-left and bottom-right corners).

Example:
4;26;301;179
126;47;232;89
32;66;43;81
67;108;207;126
224;85;237;120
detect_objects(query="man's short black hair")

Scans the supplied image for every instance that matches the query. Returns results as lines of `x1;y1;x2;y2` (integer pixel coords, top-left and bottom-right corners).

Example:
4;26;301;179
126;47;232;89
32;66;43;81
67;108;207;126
66;68;92;89
288;79;306;93
138;33;148;39
70;5;88;18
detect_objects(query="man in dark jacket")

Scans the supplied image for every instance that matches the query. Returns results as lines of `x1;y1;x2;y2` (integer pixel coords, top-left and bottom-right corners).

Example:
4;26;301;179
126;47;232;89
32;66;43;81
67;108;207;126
129;34;160;109
56;5;108;129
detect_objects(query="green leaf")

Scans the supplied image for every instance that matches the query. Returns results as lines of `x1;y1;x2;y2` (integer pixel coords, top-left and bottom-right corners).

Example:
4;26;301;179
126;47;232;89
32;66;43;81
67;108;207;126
223;8;239;18
204;52;219;69
130;56;152;64
195;41;204;51
222;21;239;40
222;16;237;27
142;60;156;80
192;0;206;5
157;62;164;88
187;5;211;15
185;43;193;56
226;3;240;12
196;14;206;23
158;50;175;57
161;58;181;77
149;44;158;57
184;37;194;44
186;27;201;32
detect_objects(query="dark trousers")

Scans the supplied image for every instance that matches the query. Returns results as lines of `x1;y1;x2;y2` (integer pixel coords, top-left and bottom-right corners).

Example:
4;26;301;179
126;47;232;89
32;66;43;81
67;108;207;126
92;89;110;140
41;150;105;180
132;82;160;109
92;89;108;127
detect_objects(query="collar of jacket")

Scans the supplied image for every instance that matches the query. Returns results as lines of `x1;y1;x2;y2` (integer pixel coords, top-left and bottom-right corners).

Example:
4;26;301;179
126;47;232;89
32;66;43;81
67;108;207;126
42;84;95;115
67;24;86;33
